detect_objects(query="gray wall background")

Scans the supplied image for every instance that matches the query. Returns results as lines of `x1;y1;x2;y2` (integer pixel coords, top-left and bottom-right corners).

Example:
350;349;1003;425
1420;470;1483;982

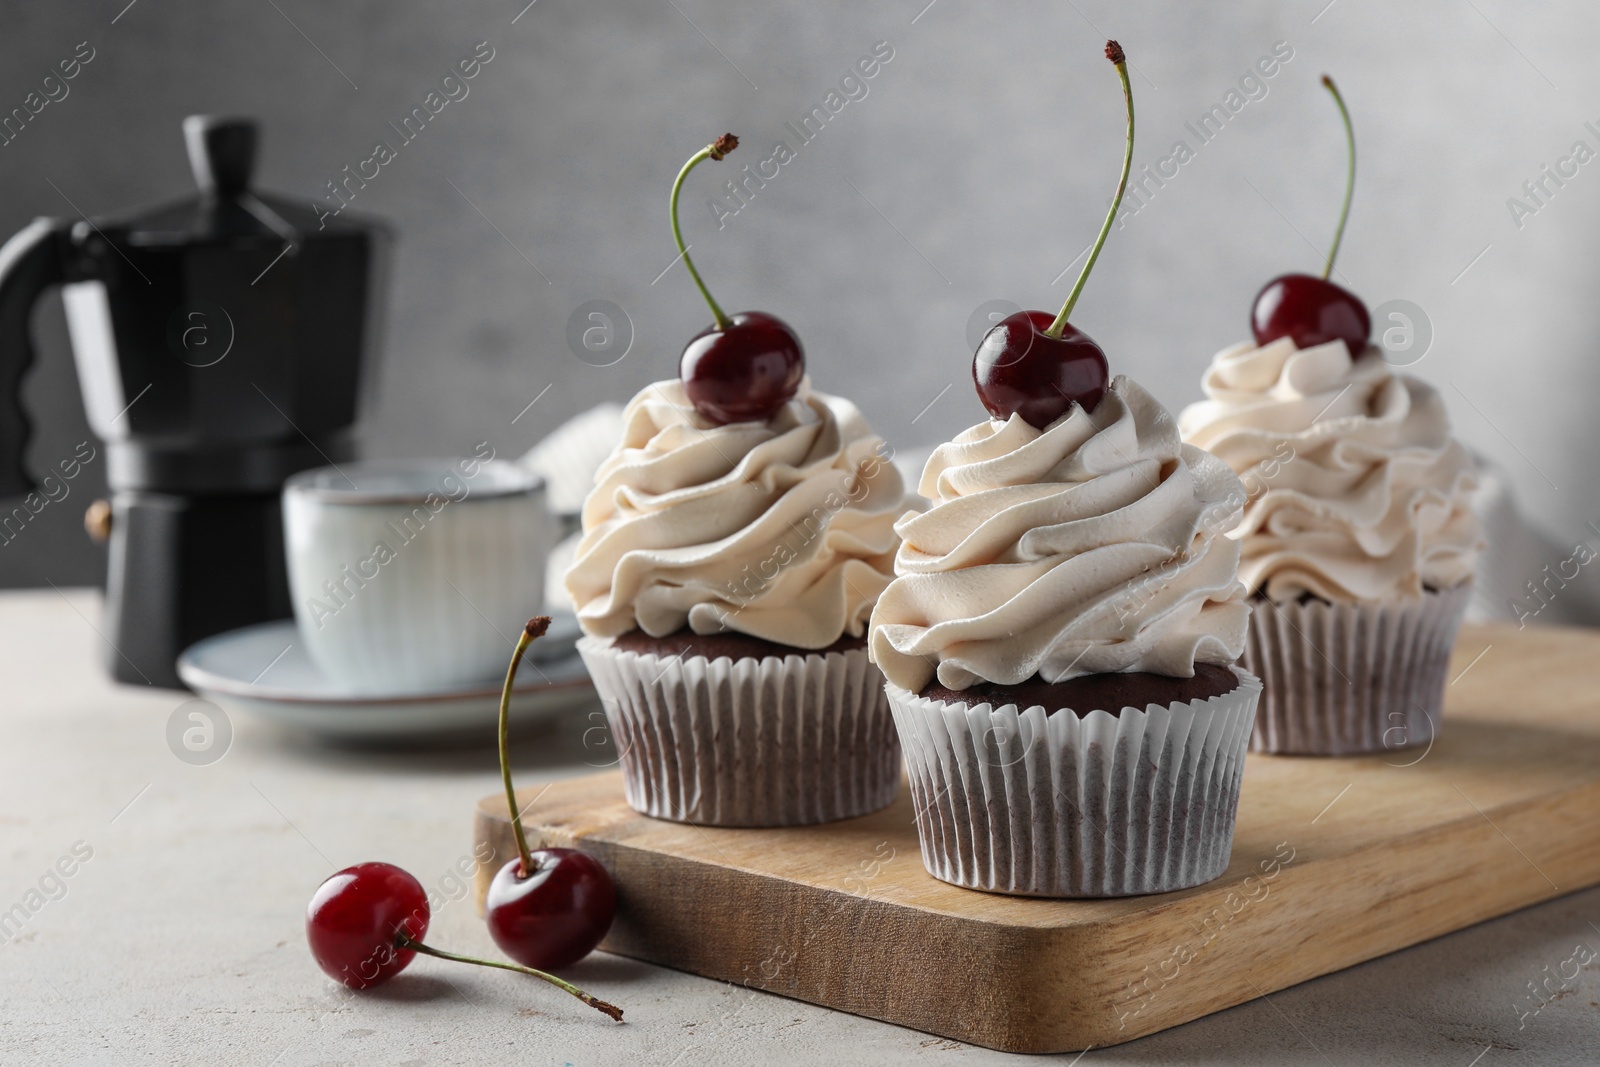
3;0;1598;599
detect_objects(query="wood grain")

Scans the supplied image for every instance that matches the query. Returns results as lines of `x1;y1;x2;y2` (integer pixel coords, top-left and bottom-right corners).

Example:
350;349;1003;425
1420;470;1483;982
472;623;1600;1053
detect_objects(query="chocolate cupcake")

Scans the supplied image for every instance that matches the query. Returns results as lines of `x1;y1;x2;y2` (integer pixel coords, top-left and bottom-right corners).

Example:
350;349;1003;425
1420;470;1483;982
1178;76;1483;755
871;377;1261;897
563;133;910;825
1180;337;1482;755
565;378;906;827
869;43;1258;896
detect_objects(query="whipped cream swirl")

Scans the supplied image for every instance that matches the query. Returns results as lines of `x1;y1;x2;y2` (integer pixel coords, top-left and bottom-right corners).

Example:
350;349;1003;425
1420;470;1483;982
565;378;905;649
869;376;1250;692
1179;338;1481;603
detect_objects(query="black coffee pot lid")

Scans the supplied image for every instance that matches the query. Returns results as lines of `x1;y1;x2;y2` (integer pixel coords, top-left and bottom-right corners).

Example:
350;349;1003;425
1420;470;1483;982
106;115;364;247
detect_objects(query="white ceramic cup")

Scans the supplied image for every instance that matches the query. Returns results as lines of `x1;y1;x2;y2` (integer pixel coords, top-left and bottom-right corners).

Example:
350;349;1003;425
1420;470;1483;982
283;457;551;693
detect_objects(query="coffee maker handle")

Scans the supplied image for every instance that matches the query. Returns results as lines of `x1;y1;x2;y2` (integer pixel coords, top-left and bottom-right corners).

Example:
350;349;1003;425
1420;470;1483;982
0;218;70;497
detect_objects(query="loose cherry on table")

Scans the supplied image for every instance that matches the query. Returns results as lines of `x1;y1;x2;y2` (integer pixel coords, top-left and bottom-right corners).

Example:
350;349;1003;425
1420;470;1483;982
669;133;805;426
306;861;428;990
971;41;1131;430
484;618;617;973
486;849;616;972
1249;75;1371;358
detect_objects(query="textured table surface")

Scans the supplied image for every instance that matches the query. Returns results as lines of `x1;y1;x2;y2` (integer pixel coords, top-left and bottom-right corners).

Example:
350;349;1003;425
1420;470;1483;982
2;589;1596;1065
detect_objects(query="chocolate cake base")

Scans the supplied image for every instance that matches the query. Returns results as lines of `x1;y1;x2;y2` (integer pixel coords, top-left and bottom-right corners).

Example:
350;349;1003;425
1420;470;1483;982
611;628;868;661
919;662;1240;717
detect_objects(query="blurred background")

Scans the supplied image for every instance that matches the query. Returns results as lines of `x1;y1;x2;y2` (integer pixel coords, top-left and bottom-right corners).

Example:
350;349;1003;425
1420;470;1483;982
2;0;1597;624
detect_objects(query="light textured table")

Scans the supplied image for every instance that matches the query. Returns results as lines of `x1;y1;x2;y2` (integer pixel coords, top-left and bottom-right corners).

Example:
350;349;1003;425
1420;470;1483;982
2;589;1596;1065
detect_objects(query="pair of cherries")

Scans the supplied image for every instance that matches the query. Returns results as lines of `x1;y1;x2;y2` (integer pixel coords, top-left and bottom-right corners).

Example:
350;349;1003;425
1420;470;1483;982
975;63;1369;430
305;619;623;1021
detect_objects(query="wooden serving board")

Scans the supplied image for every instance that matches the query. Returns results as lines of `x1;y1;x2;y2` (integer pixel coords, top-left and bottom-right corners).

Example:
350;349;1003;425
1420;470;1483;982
472;623;1600;1053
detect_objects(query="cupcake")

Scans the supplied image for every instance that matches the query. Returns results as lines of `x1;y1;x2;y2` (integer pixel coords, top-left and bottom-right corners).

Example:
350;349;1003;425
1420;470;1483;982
870;42;1260;898
1178;76;1482;756
564;133;906;827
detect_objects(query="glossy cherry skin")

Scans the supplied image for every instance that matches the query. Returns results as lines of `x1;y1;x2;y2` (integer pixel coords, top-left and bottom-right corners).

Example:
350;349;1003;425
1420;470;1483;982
972;310;1109;429
485;848;616;972
306;862;429;989
679;310;804;425
1250;273;1370;357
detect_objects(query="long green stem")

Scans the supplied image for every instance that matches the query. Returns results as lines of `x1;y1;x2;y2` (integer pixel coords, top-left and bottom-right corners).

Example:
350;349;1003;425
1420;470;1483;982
669;134;739;330
1047;42;1134;340
1321;75;1355;281
394;931;623;1022
499;617;549;877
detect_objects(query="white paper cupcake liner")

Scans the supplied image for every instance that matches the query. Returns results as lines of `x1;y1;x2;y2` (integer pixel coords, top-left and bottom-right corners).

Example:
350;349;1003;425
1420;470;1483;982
1243;582;1472;756
578;636;900;827
887;667;1261;898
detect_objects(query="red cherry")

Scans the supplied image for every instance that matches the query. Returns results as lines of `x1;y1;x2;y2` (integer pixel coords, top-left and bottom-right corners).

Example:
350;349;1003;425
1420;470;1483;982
679;310;804;425
971;41;1130;431
486;848;616;971
1251;273;1370;357
306;862;428;989
481;619;619;998
1250;77;1369;358
973;310;1109;429
665;138;805;427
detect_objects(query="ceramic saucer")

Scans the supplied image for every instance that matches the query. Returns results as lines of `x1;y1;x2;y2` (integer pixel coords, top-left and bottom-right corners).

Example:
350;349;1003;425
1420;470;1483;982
176;612;595;742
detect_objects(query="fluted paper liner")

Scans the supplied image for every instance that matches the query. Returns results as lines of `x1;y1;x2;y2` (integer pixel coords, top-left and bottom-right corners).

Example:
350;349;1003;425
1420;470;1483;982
578;636;899;827
1243;582;1471;756
887;667;1261;898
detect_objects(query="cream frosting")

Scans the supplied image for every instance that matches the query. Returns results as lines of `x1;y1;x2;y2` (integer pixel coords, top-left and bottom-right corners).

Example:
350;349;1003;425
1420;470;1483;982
1178;337;1481;603
869;376;1250;692
564;378;905;649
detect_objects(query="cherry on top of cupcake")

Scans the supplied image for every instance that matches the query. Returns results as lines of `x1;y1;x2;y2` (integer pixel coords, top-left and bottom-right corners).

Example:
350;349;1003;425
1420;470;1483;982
1250;75;1371;358
669;133;805;426
971;40;1133;432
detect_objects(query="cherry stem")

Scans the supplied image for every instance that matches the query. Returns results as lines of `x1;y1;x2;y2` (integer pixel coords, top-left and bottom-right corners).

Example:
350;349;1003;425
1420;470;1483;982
394;931;623;1022
1047;41;1134;341
499;616;550;879
669;134;739;332
1321;74;1355;282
